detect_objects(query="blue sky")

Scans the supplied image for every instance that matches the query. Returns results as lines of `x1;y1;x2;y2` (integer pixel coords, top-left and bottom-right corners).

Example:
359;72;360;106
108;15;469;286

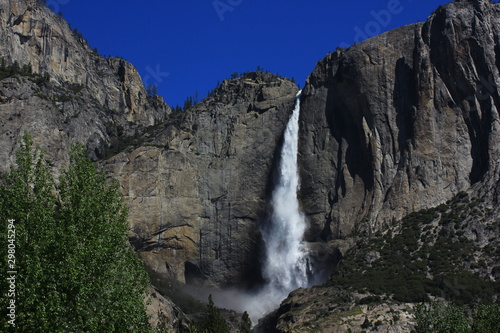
48;0;450;107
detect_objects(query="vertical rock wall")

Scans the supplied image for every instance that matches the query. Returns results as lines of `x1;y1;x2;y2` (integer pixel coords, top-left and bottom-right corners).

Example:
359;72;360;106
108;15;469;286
299;0;500;239
103;74;299;287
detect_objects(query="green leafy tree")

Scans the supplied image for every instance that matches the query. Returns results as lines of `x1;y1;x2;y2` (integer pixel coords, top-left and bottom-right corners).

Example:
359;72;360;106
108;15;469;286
1;135;151;332
56;143;151;331
0;134;58;331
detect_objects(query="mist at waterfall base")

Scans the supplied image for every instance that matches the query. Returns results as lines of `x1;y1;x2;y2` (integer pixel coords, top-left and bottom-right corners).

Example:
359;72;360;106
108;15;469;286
186;91;329;323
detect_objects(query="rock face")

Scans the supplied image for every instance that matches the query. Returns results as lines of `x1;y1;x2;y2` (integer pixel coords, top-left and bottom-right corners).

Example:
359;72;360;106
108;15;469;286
0;0;170;170
299;0;500;240
102;73;299;287
0;0;302;318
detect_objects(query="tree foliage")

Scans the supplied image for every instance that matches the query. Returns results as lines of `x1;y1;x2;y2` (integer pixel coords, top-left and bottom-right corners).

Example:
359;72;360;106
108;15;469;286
239;311;253;333
147;84;158;98
189;295;230;333
0;135;151;332
414;302;470;333
413;301;500;333
0;58;50;83
471;304;500;332
329;197;499;304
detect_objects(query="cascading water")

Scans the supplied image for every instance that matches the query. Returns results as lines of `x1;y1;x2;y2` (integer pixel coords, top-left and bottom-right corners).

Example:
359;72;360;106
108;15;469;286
261;90;309;294
236;90;311;323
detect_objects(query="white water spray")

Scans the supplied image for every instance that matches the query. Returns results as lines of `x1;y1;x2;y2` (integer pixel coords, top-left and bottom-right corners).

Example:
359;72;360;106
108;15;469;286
262;90;309;293
229;90;311;323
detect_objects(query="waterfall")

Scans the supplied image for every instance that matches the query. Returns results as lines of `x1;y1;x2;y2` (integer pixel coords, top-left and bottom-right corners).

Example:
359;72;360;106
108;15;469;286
262;90;309;293
199;91;311;324
241;90;310;321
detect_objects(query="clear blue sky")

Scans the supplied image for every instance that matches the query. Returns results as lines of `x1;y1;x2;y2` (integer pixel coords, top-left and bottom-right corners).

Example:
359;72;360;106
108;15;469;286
48;0;450;107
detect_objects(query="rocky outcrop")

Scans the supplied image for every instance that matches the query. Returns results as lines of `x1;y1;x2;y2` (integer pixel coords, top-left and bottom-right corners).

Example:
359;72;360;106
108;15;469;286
257;287;416;333
146;286;190;333
102;72;299;287
0;0;170;169
299;0;500;240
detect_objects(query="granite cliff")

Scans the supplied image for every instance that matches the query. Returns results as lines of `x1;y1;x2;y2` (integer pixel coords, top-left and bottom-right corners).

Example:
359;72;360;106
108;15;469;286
299;0;500;240
0;0;173;328
102;73;299;287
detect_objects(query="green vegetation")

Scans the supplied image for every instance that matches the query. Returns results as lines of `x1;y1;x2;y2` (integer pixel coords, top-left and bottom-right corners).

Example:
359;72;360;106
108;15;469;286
189;295;231;333
0;134;151;332
328;192;499;305
339;306;363;317
0;58;50;84
147;84;158;98
183;94;198;111
67;82;85;93
102;121;165;159
413;302;500;333
239;311;252;333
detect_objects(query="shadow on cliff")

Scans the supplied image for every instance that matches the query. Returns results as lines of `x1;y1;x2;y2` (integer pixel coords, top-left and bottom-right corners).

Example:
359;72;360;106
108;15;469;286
319;62;375;237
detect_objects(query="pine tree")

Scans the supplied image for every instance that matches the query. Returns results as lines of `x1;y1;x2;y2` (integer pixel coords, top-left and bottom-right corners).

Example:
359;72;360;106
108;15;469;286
147;84;158;98
196;295;230;333
239;311;253;333
184;96;193;110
